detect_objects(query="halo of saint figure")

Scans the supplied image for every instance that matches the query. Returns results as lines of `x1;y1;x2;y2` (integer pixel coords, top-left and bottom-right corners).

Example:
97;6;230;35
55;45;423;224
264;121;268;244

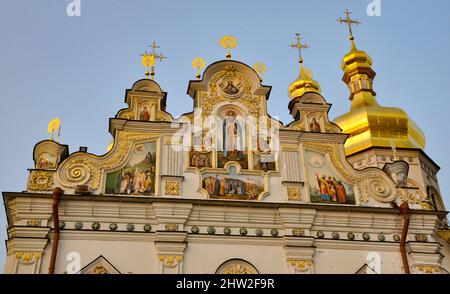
306;150;355;204
105;142;156;195
315;174;347;203
139;105;151;121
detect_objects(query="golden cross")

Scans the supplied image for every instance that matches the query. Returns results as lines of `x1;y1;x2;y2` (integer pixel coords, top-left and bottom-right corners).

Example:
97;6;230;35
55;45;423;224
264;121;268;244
140;41;166;80
149;41;160;54
337;9;361;41
290;33;309;64
148;41;166;61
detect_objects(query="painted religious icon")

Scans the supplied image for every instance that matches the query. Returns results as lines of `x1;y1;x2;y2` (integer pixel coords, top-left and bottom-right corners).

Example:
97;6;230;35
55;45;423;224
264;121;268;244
201;129;213;149
258;137;271;153
217;151;248;169
140;105;151;121
217;110;248;168
105;142;156;195
190;151;211;168
218;76;243;97
306;150;355;204
202;174;264;200
36;152;57;169
253;154;276;171
309;117;321;133
223;111;243;159
222;80;240;95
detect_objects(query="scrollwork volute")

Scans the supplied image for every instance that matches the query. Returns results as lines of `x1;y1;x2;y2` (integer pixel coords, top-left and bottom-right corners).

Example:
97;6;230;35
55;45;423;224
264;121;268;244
57;131;160;190
58;159;96;188
303;142;397;204
363;174;396;203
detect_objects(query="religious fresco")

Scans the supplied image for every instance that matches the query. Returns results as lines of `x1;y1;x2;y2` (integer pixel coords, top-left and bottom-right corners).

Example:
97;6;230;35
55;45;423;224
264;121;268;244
192;129;213;150
139;104;151;121
256;136;271;153
305;150;355;204
190;151;212;168
253;154;276;171
309;117;321;132
36;152;57;169
218;76;244;98
217;110;248;169
202;173;264;200
217;152;248;169
105;142;156;195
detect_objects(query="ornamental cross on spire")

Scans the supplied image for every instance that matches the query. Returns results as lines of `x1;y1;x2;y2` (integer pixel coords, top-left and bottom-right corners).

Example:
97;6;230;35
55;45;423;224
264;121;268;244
140;41;166;80
337;9;361;44
289;33;309;64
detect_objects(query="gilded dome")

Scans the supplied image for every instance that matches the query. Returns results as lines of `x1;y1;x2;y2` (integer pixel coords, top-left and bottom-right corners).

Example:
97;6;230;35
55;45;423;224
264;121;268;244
334;45;425;155
288;64;321;99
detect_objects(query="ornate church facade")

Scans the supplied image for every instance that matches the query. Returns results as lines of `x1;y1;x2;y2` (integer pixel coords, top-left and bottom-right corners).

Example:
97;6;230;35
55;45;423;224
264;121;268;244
2;14;450;274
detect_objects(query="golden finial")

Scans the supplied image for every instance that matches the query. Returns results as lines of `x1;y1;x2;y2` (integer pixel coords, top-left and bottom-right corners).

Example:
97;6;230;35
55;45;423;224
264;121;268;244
141;51;155;79
337;9;361;50
140;41;166;80
47;117;61;142
192;57;206;80
220;36;237;59
289;33;309;65
253;63;267;82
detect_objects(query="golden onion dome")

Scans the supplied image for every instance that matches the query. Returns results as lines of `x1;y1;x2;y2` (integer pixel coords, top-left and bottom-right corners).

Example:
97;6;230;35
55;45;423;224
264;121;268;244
288;64;321;99
334;44;426;155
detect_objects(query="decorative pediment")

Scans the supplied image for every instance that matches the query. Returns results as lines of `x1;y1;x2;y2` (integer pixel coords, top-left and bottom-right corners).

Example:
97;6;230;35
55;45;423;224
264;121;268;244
188;60;271;98
116;79;173;123
55;130;161;195
33;140;69;170
288;92;341;133
78;255;121;274
355;263;378;274
187;60;272;120
302;142;397;205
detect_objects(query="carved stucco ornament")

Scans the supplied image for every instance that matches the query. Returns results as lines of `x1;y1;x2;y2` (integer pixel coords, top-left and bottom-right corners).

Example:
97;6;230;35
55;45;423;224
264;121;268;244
287;186;301;201
414;265;441;274
222;264;256;274
216;260;259;274
28;170;54;191
159;255;183;268
15;252;42;265
202;68;260;119
165;181;181;195
89;264;109;274
56;130;160;191
287;259;313;272
303;142;397;203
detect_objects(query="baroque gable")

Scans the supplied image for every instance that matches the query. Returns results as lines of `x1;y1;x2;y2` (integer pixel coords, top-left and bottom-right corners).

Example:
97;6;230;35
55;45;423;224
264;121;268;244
22;58;433;210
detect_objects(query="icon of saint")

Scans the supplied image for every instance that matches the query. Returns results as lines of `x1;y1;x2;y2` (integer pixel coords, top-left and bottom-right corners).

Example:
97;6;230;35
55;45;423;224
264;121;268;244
309;117;321;132
223;81;239;95
140;106;150;121
223;111;243;160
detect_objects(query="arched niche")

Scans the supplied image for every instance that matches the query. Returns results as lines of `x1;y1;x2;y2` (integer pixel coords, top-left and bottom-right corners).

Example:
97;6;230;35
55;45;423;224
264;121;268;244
215;259;259;274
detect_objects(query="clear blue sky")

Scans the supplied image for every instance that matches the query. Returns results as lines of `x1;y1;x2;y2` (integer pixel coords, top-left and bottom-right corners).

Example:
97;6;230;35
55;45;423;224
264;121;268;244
1;0;449;270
